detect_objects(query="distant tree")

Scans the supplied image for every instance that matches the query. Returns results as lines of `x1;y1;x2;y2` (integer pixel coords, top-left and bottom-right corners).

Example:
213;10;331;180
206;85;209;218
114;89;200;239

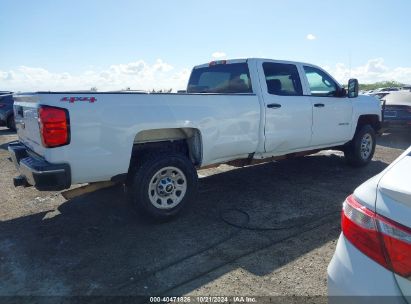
90;87;98;91
150;88;173;93
359;81;404;91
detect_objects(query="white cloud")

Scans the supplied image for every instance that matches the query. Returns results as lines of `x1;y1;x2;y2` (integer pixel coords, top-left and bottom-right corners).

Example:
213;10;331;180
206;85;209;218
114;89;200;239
211;52;227;59
0;59;187;92
306;34;316;40
172;68;190;81
0;71;15;81
109;60;147;75
324;58;411;84
153;59;174;73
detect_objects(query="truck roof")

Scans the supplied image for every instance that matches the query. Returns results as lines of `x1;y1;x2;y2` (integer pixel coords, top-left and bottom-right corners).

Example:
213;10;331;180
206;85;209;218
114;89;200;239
193;58;315;69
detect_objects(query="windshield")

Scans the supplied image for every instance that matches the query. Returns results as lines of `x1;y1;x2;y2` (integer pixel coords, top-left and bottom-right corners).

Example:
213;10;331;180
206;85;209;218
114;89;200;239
187;63;253;94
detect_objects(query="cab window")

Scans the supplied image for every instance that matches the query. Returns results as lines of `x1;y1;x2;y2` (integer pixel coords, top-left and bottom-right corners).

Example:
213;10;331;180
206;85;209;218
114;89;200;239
304;66;339;97
263;62;303;96
187;63;253;93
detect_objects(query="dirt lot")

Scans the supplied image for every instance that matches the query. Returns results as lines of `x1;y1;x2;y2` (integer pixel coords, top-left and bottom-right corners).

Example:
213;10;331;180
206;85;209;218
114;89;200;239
0;126;410;300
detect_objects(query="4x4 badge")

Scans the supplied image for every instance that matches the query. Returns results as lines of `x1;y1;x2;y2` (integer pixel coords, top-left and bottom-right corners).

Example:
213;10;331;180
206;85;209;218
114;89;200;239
60;97;96;103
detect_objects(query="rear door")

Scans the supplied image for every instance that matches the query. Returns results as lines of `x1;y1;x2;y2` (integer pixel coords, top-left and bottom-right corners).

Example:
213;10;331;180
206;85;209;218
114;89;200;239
257;61;312;153
302;65;353;146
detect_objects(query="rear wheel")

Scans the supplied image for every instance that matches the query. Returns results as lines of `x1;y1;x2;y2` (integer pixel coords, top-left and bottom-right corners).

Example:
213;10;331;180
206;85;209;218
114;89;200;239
126;152;198;221
7;115;16;131
344;124;376;167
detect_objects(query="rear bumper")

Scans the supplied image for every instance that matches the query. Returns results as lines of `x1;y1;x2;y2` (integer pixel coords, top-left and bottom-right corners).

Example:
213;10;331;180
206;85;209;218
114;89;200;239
328;234;405;303
8;142;71;191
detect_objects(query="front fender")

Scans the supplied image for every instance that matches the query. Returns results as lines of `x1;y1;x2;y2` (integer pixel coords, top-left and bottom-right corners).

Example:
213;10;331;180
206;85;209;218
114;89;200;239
351;95;382;136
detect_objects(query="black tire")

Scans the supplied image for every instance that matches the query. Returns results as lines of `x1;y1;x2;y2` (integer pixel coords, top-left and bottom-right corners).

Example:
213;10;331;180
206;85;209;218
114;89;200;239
126;152;198;221
7;115;16;131
344;124;376;167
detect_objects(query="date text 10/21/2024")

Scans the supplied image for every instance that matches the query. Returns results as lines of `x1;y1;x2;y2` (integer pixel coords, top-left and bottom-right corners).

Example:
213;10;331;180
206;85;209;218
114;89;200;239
149;296;258;303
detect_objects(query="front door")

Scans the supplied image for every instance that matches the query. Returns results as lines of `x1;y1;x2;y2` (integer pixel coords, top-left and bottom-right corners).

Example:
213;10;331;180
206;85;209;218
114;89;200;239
302;65;353;147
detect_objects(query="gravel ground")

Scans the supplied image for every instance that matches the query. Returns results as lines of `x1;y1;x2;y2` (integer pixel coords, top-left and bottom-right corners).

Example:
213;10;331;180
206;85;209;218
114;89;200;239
0;126;409;301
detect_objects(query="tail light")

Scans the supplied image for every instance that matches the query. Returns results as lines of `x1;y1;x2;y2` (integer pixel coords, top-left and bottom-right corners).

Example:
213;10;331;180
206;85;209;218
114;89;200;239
38;106;70;148
342;195;411;277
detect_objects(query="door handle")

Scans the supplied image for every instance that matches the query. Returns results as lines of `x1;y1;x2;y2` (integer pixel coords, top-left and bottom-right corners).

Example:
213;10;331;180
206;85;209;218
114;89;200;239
267;103;282;109
314;103;325;108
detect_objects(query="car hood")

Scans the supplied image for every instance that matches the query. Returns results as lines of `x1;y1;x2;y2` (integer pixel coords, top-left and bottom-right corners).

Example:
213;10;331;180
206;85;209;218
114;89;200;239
384;91;411;106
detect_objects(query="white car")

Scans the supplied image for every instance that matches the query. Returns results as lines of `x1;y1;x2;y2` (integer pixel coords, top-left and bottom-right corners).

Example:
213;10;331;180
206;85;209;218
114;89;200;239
9;58;381;220
328;145;411;303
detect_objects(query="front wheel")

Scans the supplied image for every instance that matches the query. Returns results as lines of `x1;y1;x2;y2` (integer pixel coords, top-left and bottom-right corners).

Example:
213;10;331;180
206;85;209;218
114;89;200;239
126;153;198;221
344;124;376;167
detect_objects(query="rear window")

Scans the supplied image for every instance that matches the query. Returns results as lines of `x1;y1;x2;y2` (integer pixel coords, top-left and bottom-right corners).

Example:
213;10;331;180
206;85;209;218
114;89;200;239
263;62;303;96
187;63;253;94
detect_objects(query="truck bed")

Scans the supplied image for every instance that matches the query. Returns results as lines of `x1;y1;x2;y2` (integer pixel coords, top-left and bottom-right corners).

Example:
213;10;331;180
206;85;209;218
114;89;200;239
13;92;262;184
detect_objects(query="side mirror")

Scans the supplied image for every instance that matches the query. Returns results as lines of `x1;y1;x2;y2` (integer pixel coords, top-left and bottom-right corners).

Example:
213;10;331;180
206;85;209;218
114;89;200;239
347;79;359;98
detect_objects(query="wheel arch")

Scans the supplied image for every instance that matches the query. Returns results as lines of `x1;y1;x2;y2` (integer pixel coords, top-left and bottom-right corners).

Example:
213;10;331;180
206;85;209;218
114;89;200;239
129;127;203;169
356;114;381;133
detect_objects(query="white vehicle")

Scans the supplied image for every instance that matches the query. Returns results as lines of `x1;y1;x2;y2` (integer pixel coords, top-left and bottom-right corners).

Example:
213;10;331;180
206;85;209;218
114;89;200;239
328;146;411;302
9;58;382;219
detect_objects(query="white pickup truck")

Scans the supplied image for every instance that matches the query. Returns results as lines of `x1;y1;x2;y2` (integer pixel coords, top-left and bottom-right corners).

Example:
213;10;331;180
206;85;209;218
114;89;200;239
9;58;382;219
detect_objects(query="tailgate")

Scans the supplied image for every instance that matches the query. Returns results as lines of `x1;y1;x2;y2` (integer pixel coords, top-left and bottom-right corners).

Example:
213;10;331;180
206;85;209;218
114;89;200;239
13;94;46;157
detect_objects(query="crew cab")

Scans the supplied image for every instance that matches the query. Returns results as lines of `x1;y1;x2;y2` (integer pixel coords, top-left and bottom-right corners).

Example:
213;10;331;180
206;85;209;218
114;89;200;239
9;58;382;219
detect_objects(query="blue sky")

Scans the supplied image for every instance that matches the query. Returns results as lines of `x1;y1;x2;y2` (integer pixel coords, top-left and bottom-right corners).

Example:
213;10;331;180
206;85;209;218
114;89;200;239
1;0;410;91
